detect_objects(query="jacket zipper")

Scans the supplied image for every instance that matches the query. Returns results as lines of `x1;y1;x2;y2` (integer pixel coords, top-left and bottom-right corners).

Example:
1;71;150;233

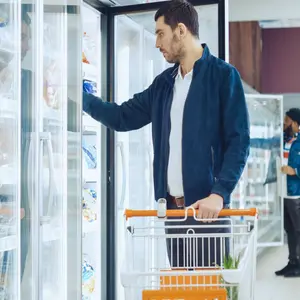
211;146;215;174
181;70;194;196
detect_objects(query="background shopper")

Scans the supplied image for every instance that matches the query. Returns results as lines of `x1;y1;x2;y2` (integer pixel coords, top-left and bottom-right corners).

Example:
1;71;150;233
276;108;300;277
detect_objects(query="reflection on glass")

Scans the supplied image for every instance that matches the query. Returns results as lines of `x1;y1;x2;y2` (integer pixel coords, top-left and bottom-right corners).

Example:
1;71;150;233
19;2;82;300
232;95;283;245
0;2;21;299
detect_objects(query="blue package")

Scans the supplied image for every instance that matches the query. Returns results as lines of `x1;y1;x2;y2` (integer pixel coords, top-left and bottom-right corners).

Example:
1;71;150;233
83;80;97;95
82;142;97;169
0;18;8;28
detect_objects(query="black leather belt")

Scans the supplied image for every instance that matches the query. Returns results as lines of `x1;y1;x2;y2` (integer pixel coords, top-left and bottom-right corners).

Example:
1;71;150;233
169;195;185;208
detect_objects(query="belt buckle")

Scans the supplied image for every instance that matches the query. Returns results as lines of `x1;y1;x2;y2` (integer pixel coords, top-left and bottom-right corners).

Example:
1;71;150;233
175;196;185;208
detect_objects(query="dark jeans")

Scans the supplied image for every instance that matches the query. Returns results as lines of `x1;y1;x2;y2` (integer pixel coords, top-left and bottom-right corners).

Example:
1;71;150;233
165;199;230;268
284;198;300;261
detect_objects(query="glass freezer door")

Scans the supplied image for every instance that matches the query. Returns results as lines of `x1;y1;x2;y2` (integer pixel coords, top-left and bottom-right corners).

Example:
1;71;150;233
231;95;284;247
0;2;22;299
20;2;82;300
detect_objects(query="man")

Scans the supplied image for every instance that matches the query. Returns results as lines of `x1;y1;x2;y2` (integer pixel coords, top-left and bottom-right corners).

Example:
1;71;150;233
20;9;32;281
276;108;300;277
0;7;31;281
283;112;297;164
83;0;250;267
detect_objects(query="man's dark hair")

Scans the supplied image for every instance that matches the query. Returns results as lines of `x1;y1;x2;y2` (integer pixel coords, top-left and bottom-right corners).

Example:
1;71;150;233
286;108;300;125
154;0;199;38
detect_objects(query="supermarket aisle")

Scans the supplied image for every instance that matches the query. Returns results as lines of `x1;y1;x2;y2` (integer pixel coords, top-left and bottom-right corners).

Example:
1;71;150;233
255;245;300;300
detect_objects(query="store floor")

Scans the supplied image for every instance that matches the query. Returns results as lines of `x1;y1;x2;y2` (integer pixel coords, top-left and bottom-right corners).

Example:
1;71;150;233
255;245;300;300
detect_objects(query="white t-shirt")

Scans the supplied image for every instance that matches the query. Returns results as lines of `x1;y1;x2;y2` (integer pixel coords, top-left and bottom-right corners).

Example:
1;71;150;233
167;67;193;197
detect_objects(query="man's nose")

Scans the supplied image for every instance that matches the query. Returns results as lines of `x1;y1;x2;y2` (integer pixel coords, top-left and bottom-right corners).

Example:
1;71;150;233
155;38;160;49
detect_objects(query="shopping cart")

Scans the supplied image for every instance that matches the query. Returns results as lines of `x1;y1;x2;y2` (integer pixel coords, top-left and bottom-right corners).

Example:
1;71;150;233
121;199;258;300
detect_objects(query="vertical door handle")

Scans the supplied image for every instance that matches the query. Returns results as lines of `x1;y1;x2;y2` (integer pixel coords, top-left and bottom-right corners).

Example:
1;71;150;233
39;132;56;224
117;141;126;210
45;135;55;218
147;145;153;205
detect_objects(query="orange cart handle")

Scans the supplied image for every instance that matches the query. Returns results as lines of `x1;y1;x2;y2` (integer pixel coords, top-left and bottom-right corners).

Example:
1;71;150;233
124;208;258;220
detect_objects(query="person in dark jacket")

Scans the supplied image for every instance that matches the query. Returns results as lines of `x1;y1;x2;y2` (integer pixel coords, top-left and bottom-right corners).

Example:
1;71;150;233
0;7;31;283
83;0;250;267
276;108;300;277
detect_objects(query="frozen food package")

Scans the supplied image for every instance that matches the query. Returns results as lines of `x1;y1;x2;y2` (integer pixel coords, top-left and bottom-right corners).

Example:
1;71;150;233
83;80;97;95
0;5;17;50
42;22;62;110
0;127;15;166
0;60;14;95
0;8;15;73
82;188;97;223
82;142;97;169
82;255;96;297
82;32;96;65
43;60;61;110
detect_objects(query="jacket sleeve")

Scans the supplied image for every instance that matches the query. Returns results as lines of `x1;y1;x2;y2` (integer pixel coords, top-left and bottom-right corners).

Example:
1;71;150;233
211;67;250;201
288;142;300;179
83;84;153;132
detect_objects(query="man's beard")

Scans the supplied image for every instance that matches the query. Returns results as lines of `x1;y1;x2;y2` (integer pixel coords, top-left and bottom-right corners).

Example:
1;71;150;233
166;35;184;64
284;125;294;142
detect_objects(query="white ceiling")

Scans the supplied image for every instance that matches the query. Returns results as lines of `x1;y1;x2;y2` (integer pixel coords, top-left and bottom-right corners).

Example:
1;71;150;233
98;0;300;24
259;19;300;29
283;94;300;112
99;0;300;30
228;0;300;22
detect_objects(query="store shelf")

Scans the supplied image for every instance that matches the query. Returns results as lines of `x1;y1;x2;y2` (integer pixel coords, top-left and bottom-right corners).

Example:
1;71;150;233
83;115;99;134
0;235;17;252
68;131;81;143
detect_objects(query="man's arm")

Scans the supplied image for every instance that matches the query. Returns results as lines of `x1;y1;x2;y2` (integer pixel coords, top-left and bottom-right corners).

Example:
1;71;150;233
282;142;300;177
211;67;250;201
83;83;153;132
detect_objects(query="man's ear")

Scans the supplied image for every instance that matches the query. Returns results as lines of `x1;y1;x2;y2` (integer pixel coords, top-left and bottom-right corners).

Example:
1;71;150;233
177;23;187;37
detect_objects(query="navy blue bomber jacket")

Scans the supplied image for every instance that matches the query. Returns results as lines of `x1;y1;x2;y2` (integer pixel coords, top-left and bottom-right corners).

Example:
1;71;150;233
287;134;300;196
83;44;250;206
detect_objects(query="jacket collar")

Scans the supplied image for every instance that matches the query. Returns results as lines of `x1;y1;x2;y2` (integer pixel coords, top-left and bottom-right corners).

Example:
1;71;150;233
164;43;211;84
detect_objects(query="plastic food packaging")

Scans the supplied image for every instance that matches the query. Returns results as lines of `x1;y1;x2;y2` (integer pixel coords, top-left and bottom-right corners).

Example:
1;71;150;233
43;60;60;110
0;11;14;72
82;32;96;65
0;61;13;95
0;127;15;166
83;80;97;95
82;142;97;169
82;255;96;297
82;188;97;223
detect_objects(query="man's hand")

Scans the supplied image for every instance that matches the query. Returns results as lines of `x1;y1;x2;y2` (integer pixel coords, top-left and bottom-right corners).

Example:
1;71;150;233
190;194;223;222
281;165;296;176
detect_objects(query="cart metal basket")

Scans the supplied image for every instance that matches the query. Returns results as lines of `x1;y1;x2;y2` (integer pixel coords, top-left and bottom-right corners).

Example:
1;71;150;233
121;200;258;300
